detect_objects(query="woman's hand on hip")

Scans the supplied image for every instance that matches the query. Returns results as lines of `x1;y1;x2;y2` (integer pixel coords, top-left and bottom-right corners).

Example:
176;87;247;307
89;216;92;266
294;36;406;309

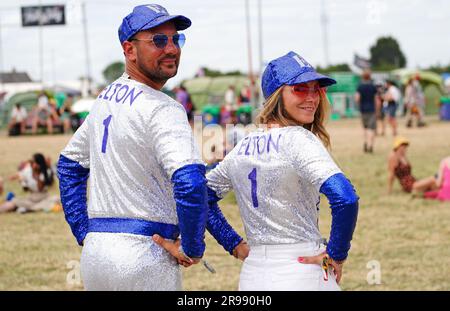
298;252;344;284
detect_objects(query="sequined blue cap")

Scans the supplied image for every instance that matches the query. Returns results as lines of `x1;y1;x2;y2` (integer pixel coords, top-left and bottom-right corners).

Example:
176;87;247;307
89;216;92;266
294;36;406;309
118;4;191;44
261;51;337;99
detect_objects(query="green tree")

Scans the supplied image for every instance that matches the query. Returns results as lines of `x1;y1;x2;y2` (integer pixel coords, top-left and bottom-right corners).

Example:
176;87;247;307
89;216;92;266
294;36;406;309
424;63;450;74
316;63;351;74
370;36;407;70
201;67;244;77
102;61;125;84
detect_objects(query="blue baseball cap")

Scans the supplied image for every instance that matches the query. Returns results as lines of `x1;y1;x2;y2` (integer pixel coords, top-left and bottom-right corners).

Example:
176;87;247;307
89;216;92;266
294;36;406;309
261;51;336;99
118;4;191;44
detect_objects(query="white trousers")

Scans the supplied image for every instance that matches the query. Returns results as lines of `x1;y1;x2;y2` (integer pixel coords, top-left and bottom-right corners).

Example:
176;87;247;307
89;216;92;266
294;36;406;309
239;242;341;291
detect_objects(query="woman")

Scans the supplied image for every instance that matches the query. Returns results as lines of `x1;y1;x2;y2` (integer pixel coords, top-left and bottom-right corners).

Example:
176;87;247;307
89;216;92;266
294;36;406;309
0;153;56;213
155;52;359;291
424;156;450;201
382;80;401;136
387;137;438;195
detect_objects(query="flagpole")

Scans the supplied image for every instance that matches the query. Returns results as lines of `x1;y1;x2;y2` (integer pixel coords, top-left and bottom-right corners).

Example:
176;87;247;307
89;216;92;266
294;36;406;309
321;0;329;67
0;14;4;92
257;0;263;107
38;0;44;88
81;1;92;96
245;0;255;109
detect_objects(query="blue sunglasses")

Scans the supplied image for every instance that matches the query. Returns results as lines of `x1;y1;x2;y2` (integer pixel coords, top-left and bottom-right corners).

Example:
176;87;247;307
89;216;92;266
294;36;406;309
130;33;186;49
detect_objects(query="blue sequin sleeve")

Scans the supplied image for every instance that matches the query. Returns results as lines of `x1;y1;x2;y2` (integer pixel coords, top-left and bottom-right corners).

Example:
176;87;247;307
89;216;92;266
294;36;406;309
320;173;359;262
206;187;243;255
57;154;90;246
171;164;208;258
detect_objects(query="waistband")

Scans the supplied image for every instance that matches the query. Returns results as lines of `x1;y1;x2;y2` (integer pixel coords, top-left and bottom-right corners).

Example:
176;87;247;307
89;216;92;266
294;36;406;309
249;239;327;259
88;217;180;240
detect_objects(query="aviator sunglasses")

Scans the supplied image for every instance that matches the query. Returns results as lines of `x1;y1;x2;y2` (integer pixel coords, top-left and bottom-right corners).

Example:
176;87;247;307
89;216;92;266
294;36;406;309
291;83;325;98
130;33;186;49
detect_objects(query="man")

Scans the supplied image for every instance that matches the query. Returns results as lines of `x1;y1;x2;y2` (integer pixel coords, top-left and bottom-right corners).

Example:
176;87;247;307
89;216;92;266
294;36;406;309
355;69;378;153
57;4;209;291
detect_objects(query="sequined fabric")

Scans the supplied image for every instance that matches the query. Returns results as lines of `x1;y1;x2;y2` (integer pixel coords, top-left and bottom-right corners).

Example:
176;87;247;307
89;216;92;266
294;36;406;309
261;51;336;99
61;72;203;224
59;73;203;290
207;126;342;246
81;232;181;291
206;187;243;254
320;173;359;261
57;154;90;245
171;164;207;258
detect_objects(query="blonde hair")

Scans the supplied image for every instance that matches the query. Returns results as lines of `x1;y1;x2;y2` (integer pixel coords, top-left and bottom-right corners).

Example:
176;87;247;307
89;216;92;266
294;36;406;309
256;86;331;148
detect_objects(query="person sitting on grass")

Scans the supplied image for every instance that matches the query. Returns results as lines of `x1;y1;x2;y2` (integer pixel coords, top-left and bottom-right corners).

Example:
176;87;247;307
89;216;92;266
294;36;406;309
8;103;28;135
31;92;54;135
58;96;74;134
0;153;59;214
387;137;439;195
424;156;450;202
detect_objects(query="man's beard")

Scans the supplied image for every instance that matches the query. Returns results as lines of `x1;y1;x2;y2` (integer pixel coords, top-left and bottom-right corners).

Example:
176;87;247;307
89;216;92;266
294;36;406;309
137;55;179;84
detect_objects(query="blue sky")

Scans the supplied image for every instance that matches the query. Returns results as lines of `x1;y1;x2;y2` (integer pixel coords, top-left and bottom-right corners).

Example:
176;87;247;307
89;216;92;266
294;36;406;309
0;0;449;88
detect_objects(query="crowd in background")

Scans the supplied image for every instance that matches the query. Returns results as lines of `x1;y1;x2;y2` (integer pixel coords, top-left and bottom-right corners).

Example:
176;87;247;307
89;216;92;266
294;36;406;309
355;70;426;154
355;69;450;201
1;75;448;214
7;91;79;136
170;74;450;202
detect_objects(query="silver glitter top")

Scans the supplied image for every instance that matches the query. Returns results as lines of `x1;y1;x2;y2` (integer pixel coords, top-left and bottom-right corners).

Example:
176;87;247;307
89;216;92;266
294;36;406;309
207;126;342;246
61;73;202;224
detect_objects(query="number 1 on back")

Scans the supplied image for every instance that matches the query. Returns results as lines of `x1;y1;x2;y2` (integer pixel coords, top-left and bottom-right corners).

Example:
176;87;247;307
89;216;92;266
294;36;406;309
101;115;112;153
248;168;259;208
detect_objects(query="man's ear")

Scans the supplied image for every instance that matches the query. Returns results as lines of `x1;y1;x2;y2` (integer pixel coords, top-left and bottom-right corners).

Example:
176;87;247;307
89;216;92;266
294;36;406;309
122;41;137;62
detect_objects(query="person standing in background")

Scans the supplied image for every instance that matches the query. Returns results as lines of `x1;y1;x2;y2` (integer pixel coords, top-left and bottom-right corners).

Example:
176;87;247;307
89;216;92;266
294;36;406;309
224;85;237;110
383;80;401;136
175;85;194;125
405;75;426;128
355;69;378;153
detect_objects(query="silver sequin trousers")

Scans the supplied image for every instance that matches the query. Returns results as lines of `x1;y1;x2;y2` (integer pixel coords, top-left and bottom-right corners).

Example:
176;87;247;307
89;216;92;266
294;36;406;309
80;232;182;291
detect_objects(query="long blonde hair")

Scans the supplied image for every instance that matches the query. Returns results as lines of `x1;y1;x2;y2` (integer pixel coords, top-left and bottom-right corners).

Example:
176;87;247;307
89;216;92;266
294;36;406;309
256;85;331;148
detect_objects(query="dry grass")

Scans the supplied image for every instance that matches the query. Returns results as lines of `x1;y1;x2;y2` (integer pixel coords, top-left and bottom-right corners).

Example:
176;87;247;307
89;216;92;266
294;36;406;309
0;117;449;290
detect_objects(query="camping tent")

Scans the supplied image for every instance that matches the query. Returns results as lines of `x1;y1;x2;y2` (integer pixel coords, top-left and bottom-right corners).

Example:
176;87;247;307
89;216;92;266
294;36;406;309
0;91;38;128
391;69;445;114
391;69;444;89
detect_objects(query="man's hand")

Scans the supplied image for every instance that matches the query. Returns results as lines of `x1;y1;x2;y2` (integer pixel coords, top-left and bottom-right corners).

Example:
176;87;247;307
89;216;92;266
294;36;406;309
298;252;344;284
232;240;250;261
152;234;200;267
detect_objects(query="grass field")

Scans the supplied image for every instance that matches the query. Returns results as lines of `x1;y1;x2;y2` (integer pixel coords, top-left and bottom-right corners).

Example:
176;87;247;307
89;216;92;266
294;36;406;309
0;116;449;291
